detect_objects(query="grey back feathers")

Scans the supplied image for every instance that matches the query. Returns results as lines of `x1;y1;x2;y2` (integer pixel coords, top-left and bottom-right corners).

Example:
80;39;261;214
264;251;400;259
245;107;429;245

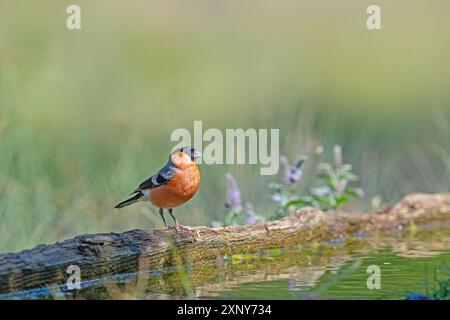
132;157;176;193
115;157;177;209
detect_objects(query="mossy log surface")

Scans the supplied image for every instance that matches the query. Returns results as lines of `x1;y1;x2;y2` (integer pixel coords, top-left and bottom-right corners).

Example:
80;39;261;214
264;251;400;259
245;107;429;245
1;193;449;294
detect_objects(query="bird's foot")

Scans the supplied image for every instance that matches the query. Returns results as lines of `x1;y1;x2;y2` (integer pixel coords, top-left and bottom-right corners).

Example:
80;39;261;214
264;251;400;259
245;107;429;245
165;224;190;232
175;223;192;232
178;224;201;239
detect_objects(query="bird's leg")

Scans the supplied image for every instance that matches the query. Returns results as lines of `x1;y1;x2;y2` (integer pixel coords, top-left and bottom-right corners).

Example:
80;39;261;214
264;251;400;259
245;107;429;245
168;208;179;228
169;209;191;232
159;208;168;228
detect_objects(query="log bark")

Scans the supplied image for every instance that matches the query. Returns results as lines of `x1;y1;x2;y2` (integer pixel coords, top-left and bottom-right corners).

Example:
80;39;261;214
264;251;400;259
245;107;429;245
0;193;449;294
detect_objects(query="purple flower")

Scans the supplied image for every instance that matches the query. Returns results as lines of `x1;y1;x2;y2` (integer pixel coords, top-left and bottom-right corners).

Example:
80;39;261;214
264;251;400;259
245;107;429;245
310;186;331;197
246;214;256;225
245;202;256;225
281;155;306;185
225;173;242;211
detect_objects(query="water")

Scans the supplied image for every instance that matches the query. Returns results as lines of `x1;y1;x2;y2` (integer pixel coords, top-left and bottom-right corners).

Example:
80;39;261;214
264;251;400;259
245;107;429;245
3;221;450;300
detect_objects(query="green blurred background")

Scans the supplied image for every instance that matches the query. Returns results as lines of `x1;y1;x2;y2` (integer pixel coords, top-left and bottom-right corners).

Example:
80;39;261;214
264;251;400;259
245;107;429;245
0;0;449;253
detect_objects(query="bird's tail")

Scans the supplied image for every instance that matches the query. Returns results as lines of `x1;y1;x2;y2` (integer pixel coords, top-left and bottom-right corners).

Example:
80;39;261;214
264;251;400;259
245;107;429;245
115;192;144;209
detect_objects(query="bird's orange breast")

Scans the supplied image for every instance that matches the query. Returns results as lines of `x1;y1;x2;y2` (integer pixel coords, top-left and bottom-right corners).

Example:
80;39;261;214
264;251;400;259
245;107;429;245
148;164;200;209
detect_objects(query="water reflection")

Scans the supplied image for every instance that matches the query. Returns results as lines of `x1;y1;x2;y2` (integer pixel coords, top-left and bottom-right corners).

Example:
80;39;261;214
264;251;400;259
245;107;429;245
5;221;450;300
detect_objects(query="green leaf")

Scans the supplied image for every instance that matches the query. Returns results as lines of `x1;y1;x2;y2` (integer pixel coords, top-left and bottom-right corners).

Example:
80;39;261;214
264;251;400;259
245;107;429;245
345;187;363;197
284;198;313;209
328;195;337;209
335;195;349;207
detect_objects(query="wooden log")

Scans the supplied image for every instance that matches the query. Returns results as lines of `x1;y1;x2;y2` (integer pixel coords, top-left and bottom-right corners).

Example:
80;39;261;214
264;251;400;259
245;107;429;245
0;193;449;294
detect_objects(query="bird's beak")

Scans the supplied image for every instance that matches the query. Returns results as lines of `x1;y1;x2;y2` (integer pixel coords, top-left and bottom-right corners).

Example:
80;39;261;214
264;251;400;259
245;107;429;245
193;150;202;159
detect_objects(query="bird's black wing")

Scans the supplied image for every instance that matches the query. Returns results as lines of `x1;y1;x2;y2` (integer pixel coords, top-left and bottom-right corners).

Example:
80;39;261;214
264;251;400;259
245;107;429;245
131;159;176;193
